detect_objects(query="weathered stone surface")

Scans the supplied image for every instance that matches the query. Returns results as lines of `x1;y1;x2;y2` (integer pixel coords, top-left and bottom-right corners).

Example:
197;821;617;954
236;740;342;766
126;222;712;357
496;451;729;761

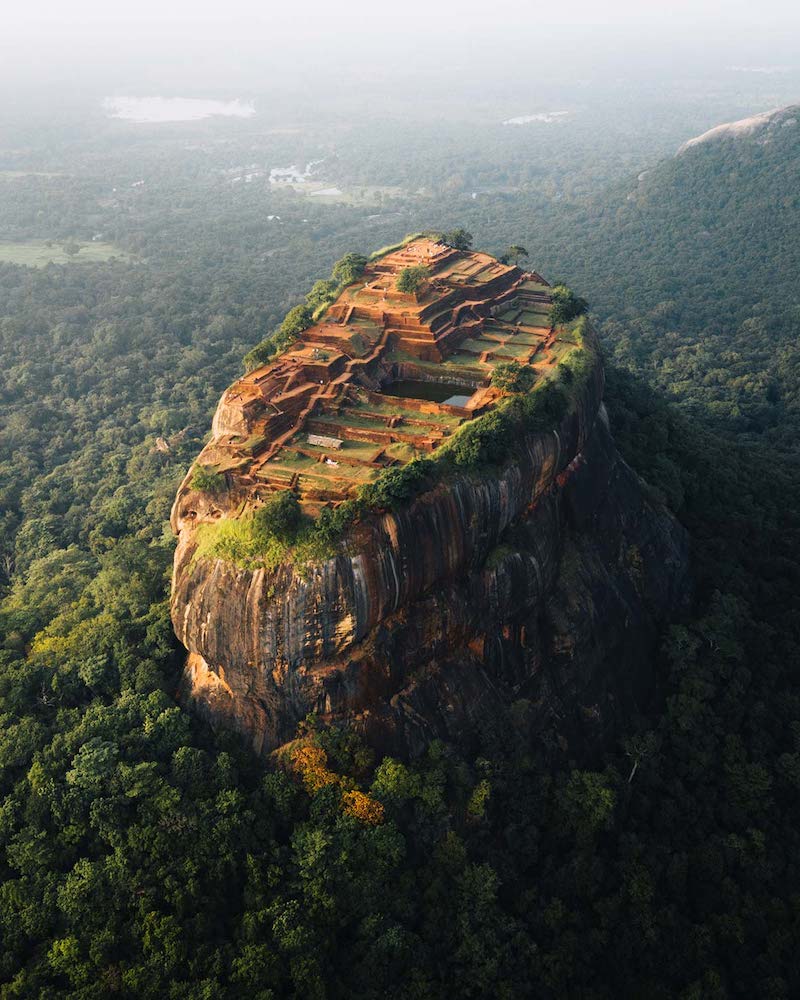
171;337;689;759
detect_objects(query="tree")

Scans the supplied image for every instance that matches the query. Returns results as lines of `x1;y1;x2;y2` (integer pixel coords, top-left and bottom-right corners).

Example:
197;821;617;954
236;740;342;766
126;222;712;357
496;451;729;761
306;279;337;309
66;737;119;793
490;361;536;393
190;463;224;493
341;789;385;825
279;303;313;338
549;284;588;326
558;770;616;842
443;228;473;251
0;546;96;636
332;253;367;286
253;490;301;544
506;245;529;266
396;265;430;296
358;458;433;510
624;732;659;783
371;757;420;805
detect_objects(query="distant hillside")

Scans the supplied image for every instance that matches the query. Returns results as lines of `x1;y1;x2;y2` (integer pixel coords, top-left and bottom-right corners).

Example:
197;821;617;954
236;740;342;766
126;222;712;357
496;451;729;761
526;104;800;450
677;104;799;154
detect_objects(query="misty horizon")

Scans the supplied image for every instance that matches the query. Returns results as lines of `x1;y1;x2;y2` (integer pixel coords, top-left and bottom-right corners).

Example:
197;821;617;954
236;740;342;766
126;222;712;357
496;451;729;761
3;0;800;102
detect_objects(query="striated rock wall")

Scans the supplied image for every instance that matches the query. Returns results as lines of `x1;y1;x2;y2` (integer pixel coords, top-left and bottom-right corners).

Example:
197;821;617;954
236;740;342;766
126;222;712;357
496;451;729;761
171;339;689;758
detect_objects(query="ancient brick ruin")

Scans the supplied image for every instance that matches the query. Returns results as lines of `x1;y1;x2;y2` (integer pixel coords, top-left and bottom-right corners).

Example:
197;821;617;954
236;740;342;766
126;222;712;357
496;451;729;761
187;237;577;515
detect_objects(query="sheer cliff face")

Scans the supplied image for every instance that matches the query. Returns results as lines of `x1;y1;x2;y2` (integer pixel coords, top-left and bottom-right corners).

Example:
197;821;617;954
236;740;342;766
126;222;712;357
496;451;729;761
171;343;689;759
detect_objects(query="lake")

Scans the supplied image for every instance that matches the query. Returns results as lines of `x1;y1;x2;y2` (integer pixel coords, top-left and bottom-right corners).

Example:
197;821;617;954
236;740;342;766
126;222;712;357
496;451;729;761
502;111;570;126
102;97;256;123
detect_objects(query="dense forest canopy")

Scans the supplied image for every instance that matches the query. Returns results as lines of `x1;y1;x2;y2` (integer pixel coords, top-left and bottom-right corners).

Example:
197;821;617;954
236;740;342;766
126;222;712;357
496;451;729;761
0;86;799;997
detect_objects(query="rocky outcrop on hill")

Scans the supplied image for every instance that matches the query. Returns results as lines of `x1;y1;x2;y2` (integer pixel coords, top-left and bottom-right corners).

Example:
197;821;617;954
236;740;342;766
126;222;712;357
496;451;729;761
677;104;798;154
171;333;689;759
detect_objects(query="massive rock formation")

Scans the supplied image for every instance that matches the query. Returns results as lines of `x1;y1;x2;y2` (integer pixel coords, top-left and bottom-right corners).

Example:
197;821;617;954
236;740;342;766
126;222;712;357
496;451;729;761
170;237;689;759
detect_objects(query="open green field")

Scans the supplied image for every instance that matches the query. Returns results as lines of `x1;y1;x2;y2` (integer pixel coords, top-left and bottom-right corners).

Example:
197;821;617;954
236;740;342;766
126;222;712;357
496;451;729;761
497;305;550;326
300;438;382;462
507;331;547;346
461;337;504;353
0;171;63;179
312;411;387;432
384;442;418;463
279;182;404;205
493;342;535;359
0;240;128;267
519;309;550;325
264;450;376;484
347;394;463;427
438;353;491;374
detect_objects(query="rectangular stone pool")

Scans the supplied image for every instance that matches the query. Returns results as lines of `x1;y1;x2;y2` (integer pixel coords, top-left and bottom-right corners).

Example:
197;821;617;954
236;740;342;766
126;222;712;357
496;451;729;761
381;379;474;407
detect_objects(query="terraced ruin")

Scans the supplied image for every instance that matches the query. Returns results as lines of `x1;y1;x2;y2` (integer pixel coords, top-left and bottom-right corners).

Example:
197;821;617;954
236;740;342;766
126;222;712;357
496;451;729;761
181;237;579;518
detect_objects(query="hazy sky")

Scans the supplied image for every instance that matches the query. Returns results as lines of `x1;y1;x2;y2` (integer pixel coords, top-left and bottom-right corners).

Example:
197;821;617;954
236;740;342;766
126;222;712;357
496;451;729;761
6;0;799;34
3;0;799;94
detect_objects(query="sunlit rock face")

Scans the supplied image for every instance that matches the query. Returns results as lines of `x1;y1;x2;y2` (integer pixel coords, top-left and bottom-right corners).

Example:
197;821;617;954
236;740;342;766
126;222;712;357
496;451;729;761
170;333;689;759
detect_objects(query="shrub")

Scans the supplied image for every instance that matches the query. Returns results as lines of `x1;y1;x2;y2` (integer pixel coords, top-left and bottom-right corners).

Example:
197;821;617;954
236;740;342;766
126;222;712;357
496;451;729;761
443;228;473;250
332;252;367;286
253;490;301;544
491;361;536;393
396;265;430;295
549;284;588;326
314;500;360;544
279;303;313;338
189;463;224;493
357;459;434;510
515;379;570;432
444;410;512;468
242;305;311;372
306;279;338;310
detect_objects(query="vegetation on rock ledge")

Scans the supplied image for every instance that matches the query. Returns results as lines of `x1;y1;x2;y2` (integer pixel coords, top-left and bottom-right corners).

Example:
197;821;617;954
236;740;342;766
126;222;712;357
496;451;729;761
490;360;537;393
242;252;369;372
396;264;430;295
189;463;225;494
549;283;589;326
